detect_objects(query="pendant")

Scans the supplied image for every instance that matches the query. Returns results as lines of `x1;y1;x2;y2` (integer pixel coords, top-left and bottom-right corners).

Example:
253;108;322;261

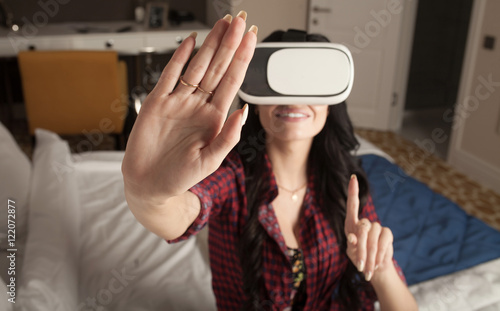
291;193;298;201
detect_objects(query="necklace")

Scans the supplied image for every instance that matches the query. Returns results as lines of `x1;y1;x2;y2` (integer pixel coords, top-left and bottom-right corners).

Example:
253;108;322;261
277;182;307;202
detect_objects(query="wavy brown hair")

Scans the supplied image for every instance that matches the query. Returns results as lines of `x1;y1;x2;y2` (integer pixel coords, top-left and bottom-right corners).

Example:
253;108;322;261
235;30;371;310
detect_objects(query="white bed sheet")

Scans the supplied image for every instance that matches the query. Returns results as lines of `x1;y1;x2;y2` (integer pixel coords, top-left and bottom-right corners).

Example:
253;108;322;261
69;144;500;311
408;258;500;311
14;130;500;310
73;148;500;311
74;160;215;311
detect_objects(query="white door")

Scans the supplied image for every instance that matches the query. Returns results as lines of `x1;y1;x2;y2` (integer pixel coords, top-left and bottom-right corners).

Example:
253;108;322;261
308;0;415;130
448;0;500;194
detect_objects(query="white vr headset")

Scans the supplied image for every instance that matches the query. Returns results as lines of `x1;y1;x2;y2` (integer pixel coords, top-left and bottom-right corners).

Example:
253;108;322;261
238;42;354;105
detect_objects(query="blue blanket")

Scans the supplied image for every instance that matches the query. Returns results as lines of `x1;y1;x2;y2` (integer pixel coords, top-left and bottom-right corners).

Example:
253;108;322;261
360;154;500;285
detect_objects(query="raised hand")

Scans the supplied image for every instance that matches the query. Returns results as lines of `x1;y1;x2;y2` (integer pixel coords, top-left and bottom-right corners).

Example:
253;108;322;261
344;175;394;282
122;12;257;204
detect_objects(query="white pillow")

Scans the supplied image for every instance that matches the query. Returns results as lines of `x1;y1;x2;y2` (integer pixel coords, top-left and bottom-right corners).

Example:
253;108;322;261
0;122;31;248
17;129;80;311
354;134;395;163
0;275;14;311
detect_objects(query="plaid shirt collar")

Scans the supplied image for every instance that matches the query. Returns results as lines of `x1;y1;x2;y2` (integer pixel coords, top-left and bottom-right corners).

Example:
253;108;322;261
258;153;318;257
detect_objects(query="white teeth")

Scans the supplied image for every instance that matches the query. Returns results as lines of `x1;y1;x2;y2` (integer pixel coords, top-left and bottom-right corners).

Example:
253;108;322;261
277;112;307;118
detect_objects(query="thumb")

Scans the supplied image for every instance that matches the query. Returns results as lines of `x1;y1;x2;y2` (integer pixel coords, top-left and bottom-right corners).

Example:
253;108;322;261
202;104;248;165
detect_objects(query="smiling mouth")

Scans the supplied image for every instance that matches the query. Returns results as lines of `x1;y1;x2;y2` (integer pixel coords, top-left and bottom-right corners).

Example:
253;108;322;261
275;112;310;118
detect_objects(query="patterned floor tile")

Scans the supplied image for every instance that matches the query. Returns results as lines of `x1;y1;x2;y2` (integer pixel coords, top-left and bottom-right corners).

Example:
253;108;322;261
355;128;500;231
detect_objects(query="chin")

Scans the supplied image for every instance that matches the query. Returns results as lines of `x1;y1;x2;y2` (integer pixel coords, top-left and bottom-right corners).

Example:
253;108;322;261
270;130;316;143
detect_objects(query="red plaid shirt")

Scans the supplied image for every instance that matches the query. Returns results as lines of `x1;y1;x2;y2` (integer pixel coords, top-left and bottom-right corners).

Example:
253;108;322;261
167;151;405;310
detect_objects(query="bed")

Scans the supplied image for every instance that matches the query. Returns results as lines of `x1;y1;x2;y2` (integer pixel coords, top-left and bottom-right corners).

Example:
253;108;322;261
1;123;500;311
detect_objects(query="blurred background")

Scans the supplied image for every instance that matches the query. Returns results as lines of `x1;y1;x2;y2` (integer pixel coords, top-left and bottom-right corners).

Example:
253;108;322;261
0;0;498;196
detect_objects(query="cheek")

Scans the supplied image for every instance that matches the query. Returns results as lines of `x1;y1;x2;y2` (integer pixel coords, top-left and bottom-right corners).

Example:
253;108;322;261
258;113;272;129
314;107;329;130
257;107;276;129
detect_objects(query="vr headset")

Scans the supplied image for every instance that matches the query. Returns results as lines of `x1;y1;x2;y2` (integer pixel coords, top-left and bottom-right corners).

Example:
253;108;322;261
238;30;354;106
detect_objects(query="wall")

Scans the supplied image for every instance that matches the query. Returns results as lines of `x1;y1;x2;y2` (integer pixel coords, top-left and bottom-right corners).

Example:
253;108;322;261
448;0;500;194
3;0;206;24
206;0;308;42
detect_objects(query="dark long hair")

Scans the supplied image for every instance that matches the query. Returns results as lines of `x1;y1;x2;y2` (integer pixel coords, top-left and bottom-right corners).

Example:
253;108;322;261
236;30;370;310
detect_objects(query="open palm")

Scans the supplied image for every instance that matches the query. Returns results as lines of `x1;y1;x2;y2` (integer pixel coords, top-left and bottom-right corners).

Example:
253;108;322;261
122;12;256;204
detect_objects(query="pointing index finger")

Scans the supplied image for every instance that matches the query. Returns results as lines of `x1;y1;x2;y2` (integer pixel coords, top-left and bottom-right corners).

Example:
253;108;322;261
345;174;360;234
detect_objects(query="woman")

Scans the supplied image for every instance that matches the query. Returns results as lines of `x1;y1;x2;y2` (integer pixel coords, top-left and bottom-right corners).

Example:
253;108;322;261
122;11;418;311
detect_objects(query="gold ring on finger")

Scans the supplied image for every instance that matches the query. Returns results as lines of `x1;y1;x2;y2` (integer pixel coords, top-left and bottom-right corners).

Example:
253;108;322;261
179;75;199;88
197;85;214;97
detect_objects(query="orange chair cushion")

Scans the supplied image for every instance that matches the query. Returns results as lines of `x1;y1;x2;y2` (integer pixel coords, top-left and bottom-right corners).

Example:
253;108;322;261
18;51;128;135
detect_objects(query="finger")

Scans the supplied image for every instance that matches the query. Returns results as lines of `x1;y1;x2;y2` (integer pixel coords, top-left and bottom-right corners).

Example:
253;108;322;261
210;25;257;111
382;243;394;272
345;174;360;235
356;218;371;273
176;15;233;95
376;227;394;270
365;222;382;281
385;242;394;264
201;104;248;170
149;31;198;96
198;12;248;94
346;232;358;264
346;242;357;262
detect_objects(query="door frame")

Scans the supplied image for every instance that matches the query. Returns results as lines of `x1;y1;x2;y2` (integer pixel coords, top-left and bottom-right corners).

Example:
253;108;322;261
388;0;420;131
447;0;500;194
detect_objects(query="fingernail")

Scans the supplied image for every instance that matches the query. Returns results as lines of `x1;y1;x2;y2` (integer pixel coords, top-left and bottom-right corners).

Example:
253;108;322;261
365;271;373;282
248;25;258;35
358;260;364;272
375;264;379;271
351;174;356;180
241;104;249;126
222;14;232;23
188;31;198;39
236;10;247;21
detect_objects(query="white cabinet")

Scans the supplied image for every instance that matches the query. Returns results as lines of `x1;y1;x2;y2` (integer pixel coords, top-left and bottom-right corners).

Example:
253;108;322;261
144;29;210;52
72;35;144;52
0;21;209;56
1;35;73;55
0;39;16;57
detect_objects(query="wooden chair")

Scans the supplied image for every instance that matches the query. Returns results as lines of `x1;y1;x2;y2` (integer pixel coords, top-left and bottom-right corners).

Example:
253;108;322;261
18;51;129;149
